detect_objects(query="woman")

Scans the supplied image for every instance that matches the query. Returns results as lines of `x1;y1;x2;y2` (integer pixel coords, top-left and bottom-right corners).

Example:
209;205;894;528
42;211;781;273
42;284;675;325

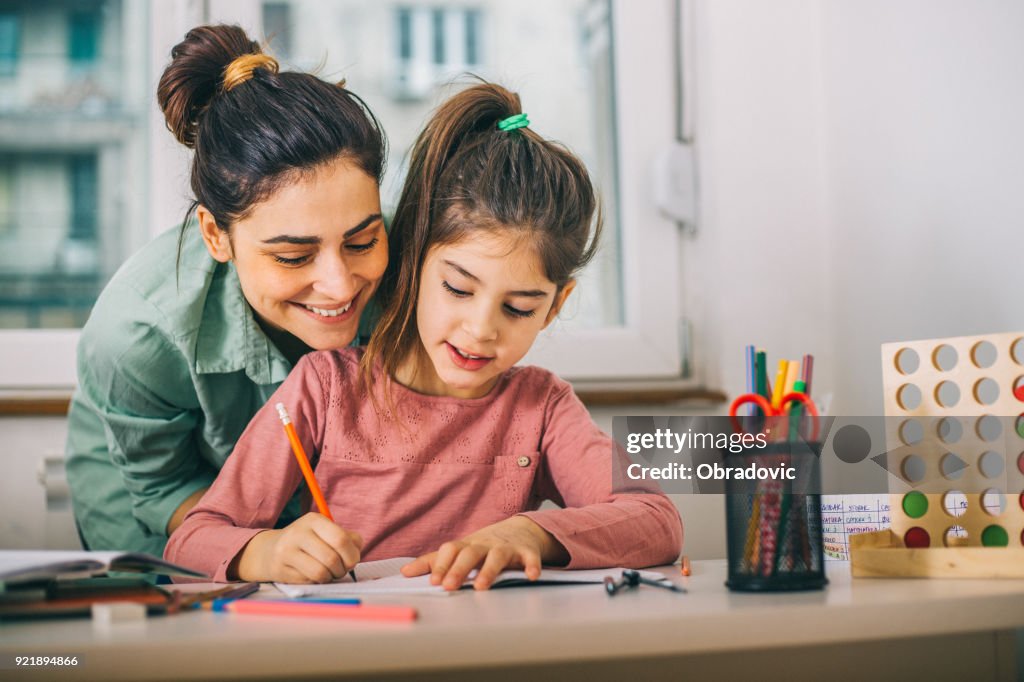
65;24;388;556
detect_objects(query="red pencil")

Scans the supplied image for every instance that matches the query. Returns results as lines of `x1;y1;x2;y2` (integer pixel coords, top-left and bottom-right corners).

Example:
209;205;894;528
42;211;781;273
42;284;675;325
213;599;417;622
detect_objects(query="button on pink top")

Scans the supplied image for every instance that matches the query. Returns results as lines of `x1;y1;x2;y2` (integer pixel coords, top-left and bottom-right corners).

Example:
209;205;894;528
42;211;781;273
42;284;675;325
165;348;683;581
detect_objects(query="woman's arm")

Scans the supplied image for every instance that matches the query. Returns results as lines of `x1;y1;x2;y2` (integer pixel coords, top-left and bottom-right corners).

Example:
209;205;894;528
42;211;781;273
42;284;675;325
166;487;209;535
70;294;215;541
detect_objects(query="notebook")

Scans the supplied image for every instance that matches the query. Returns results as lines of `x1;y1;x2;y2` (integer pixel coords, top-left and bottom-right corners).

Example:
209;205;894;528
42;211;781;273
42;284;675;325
275;557;671;597
0;551;207;587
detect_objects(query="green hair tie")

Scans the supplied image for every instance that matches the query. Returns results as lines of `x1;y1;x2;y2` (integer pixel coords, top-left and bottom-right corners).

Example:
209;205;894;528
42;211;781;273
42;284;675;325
497;113;529;132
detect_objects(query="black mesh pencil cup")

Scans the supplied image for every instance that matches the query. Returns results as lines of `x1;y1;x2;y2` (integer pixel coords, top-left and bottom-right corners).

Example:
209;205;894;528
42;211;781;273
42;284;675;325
724;440;828;591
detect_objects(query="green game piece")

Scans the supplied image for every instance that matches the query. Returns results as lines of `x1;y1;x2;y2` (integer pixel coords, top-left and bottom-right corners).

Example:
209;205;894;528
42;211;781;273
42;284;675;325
902;491;928;519
981;525;1009;547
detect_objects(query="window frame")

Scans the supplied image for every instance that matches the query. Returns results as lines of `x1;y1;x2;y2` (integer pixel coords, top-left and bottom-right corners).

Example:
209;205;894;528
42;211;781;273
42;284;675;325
522;0;682;380
0;0;685;388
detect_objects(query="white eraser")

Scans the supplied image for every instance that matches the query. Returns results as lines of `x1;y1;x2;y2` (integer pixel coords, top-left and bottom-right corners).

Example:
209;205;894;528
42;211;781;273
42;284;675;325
91;601;147;629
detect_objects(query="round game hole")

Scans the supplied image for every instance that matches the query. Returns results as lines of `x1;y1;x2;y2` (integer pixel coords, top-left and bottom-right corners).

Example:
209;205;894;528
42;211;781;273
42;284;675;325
935;381;960;408
932;344;958;371
973;378;999;406
976;415;1003;442
897;384;922;411
970;340;997;369
1012;337;1024;365
937;417;963;444
981;489;1006;516
901;455;926;483
978;450;1004;478
944;526;968;547
942;490;967;517
895;348;920;375
940;453;967;480
899;419;924;446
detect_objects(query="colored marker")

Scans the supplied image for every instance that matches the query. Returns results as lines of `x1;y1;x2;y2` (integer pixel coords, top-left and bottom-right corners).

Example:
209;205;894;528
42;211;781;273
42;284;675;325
212;599;417;622
212;598;361;609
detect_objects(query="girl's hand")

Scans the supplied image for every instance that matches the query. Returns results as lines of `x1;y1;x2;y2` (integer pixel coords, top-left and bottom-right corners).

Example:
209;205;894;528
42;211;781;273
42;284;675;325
400;516;568;591
232;512;362;583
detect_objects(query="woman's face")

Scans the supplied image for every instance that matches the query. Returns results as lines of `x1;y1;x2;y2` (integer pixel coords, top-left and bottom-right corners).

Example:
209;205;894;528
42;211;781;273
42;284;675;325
198;157;387;352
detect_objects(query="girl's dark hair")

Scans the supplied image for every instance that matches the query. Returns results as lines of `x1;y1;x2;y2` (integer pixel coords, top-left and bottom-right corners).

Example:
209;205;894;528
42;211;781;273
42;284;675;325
157;24;386;245
363;80;601;389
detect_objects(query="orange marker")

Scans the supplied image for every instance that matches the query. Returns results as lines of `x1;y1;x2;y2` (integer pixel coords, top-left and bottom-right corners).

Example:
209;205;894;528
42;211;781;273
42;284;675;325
275;403;333;522
680;556;691;577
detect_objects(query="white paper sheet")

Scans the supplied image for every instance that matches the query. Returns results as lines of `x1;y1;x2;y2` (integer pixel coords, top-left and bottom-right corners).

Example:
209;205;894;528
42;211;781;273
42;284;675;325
274;558;670;597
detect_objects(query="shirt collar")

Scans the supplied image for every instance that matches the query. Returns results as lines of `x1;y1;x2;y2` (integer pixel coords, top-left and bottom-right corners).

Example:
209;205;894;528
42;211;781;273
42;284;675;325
194;260;292;385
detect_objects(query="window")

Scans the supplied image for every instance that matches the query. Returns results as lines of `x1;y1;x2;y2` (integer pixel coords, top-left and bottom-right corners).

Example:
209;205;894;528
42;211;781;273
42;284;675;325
0;12;18;77
0;0;683;387
393;5;483;99
68;10;101;66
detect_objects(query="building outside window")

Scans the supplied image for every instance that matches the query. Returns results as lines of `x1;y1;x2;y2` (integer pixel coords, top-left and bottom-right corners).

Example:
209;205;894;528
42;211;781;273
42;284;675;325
0;12;18;78
0;0;682;385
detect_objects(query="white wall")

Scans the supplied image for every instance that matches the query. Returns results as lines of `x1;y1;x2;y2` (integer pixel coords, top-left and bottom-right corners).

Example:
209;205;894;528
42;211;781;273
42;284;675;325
689;0;1024;416
821;0;1024;415
684;0;836;412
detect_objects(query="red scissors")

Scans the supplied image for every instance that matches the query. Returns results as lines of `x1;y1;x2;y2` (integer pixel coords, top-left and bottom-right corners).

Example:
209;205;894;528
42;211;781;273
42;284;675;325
728;392;820;441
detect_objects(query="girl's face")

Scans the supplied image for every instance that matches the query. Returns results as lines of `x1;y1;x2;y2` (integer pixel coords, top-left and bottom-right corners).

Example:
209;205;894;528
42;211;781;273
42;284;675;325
198;157;387;354
401;231;575;399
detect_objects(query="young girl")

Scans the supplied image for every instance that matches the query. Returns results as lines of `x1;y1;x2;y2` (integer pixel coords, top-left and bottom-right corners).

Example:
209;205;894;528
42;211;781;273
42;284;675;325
166;83;683;589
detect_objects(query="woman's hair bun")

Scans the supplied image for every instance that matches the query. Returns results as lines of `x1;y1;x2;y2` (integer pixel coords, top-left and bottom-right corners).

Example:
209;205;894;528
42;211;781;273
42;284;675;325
156;24;262;148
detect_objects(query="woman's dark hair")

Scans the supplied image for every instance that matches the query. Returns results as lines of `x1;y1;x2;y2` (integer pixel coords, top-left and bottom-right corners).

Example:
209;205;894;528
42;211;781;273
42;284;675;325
157;24;386;248
362;80;601;391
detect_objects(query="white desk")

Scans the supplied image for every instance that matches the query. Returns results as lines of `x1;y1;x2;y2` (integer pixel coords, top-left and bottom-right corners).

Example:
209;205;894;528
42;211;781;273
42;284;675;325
2;561;1022;682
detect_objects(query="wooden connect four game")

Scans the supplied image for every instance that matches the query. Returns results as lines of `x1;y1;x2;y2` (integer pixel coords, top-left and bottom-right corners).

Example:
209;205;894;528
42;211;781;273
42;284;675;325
850;331;1024;577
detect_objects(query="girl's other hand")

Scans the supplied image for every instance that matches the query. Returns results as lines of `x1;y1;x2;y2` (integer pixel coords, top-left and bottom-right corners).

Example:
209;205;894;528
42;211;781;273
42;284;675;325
233;512;362;583
400;516;568;591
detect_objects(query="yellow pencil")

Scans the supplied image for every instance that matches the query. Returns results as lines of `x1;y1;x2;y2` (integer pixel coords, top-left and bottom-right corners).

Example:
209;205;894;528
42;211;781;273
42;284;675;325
771;359;789;410
783;360;800;398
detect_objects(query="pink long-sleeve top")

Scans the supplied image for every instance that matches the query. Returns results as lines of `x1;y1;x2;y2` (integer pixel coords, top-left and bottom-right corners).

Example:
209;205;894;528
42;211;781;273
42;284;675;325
165;348;683;581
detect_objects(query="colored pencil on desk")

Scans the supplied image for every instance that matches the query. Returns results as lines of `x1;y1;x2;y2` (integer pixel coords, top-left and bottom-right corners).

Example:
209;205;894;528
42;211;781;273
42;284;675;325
212;599;417;622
